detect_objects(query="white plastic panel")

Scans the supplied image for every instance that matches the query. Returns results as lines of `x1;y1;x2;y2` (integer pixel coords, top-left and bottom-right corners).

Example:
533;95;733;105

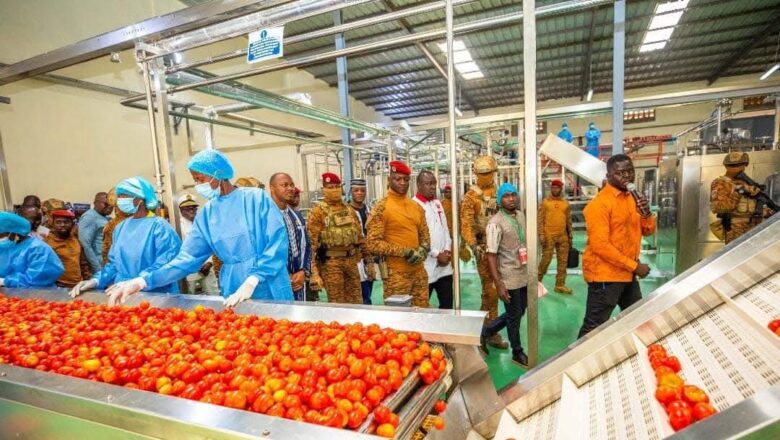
515;399;559;440
732;271;780;325
658;304;780;411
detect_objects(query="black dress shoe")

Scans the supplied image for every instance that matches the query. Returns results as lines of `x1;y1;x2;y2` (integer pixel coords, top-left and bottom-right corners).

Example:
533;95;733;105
512;351;529;368
479;334;489;356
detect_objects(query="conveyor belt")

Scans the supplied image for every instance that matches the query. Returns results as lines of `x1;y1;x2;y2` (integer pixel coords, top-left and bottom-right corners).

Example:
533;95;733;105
506;275;780;439
515;399;559;440
733;270;780;324
658;305;780;410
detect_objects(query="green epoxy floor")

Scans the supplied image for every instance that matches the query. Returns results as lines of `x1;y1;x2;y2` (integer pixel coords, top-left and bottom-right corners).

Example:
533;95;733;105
321;232;676;392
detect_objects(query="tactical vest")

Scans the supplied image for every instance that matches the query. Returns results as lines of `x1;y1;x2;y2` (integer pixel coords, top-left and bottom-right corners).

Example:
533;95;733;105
320;203;360;247
471;186;498;241
727;177;757;216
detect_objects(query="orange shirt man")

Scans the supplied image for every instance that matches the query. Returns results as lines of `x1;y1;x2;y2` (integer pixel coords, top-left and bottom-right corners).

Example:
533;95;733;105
578;154;655;338
44;210;92;288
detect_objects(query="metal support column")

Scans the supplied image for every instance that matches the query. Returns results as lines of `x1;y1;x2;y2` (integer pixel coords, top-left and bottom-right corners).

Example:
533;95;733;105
334;10;353;189
773;96;779;148
612;0;625;155
523;0;540;368
445;0;461;310
0;129;12;211
149;60;181;233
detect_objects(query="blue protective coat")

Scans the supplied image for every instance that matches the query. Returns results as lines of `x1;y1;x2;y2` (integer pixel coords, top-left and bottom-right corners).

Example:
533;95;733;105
0;237;64;288
584;124;601;158
96;216;181;293
142;188;292;301
558;126;573;143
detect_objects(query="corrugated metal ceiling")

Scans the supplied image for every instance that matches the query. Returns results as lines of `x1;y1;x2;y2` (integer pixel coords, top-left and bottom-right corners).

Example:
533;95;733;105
265;0;780;119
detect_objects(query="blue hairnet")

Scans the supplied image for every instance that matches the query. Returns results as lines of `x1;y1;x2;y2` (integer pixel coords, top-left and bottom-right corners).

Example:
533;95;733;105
188;149;234;180
0;211;32;235
116;176;159;210
497;182;518;203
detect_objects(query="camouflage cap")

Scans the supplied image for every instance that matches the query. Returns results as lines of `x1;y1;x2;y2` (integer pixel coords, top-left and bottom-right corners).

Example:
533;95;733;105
42;198;66;213
473;155;497;174
723;152;749;166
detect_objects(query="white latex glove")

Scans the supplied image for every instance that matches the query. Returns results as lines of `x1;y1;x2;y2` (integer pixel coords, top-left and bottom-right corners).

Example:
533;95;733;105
0;277;4;287
69;278;98;298
106;277;147;306
223;276;259;308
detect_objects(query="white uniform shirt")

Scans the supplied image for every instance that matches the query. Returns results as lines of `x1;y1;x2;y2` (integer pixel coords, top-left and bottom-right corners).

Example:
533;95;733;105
414;194;453;284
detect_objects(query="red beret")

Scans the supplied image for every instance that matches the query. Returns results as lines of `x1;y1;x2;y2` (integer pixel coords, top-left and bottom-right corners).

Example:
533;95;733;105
551;179;563;188
443;184;452;190
294;187;301;195
322;172;341;185
51;209;75;218
389;161;411;175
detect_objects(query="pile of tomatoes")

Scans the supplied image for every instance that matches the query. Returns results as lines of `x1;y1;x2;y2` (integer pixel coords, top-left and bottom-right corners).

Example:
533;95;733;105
647;344;717;431
768;319;780;337
0;295;447;436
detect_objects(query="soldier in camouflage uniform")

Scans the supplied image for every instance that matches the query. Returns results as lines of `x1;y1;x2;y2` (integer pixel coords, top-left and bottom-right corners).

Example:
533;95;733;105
711;152;776;244
307;172;368;304
366;161;431;308
461;155;508;349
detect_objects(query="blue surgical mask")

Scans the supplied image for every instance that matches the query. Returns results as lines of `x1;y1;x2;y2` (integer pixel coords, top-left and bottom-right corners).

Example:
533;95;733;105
0;237;14;250
195;180;221;200
117;198;139;215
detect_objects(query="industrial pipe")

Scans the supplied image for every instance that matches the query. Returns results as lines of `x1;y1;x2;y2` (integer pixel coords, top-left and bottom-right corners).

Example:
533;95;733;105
147;0;374;59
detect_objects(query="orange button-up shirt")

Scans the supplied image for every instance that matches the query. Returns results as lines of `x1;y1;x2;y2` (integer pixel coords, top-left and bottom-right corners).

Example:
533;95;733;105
582;183;656;282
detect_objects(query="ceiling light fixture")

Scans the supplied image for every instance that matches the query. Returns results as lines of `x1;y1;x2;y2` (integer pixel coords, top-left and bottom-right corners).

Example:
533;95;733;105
639;0;689;53
761;33;780;81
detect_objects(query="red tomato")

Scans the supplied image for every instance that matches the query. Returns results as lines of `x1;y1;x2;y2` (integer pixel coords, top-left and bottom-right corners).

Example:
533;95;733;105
682;385;709;405
373;405;391;424
376;423;395;438
224;391;247;409
654;366;675;379
668;405;693;431
768;319;780;333
647;344;667;357
692;402;717;421
655;385;681;405
663;356;682;373
434;399;447;414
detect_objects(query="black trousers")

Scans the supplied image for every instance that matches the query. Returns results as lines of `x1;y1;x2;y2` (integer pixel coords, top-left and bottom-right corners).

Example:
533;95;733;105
429;275;453;309
482;287;528;355
577;280;642;338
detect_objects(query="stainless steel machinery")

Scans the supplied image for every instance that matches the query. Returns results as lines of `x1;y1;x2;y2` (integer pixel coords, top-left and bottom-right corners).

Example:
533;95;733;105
0;294;499;440
658;149;780;273
431;215;780;440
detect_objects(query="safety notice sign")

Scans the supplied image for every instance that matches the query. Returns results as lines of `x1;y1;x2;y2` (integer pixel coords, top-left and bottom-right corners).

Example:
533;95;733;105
247;27;284;64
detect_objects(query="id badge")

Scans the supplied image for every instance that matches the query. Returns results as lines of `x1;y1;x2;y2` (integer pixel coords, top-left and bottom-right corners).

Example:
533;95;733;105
518;247;528;265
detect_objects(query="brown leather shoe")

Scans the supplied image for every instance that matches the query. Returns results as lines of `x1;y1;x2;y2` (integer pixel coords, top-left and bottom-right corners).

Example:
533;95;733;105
554;285;573;294
487;334;509;349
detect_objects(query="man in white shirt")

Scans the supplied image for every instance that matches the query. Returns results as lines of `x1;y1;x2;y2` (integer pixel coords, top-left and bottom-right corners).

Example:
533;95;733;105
177;193;218;294
413;171;453;309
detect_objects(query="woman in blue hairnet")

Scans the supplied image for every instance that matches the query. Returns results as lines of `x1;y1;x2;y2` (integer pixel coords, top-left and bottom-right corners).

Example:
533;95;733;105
0;211;64;288
69;176;181;297
105;149;293;307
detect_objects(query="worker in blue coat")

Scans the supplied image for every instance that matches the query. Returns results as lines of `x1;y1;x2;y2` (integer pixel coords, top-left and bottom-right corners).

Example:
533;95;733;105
584;122;601;157
69;177;181;297
0;211;64;288
558;122;574;143
105;149;293;307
